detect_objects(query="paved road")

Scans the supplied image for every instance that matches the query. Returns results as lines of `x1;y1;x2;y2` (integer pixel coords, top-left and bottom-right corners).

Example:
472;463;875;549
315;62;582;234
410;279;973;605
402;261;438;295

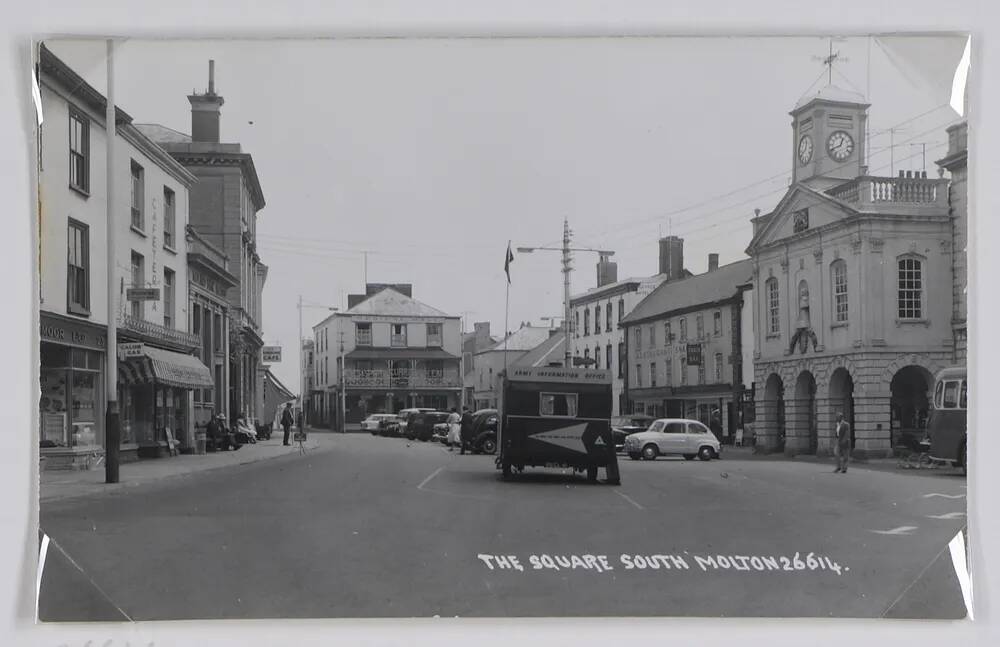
38;434;968;621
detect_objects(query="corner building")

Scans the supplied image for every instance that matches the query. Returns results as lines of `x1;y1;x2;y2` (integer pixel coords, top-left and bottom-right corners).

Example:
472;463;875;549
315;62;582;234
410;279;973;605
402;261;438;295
747;85;960;458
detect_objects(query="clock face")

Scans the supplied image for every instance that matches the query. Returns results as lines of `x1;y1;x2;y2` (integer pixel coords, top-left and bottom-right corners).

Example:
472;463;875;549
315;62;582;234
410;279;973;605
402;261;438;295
827;130;855;162
797;135;814;165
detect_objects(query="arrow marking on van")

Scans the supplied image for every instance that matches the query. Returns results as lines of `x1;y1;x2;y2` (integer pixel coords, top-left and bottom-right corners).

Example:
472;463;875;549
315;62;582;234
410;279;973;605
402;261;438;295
922;493;965;499
532;423;590;452
870;526;917;536
926;512;966;520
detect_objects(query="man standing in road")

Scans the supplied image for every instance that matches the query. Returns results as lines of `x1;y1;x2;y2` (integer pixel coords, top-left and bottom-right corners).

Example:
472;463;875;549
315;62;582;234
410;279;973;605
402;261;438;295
460;406;474;455
281;403;295;446
834;412;851;473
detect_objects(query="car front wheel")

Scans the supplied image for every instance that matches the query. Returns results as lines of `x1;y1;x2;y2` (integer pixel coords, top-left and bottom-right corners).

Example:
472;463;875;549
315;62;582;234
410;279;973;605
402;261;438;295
641;444;658;461
481;438;497;455
698;446;715;461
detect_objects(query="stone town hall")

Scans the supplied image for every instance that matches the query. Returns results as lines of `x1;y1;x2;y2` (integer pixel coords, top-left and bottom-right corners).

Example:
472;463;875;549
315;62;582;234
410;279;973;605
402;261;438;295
746;84;967;457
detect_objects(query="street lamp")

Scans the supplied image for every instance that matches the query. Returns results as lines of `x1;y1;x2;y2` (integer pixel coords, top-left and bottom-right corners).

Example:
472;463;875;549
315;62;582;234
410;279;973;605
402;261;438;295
297;296;338;430
517;218;614;367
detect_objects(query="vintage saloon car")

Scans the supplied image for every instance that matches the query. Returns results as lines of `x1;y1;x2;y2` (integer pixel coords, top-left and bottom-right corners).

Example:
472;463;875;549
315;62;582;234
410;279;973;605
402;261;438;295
624;418;721;461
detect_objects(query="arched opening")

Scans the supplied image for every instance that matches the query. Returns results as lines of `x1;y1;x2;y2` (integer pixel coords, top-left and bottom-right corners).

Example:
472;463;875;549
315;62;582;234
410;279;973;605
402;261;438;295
890;365;933;450
829;367;855;449
763;373;785;452
793;371;818;454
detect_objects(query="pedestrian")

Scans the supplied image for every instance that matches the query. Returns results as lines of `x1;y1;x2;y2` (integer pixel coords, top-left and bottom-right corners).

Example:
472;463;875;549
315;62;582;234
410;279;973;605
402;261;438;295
446;407;461;452
206;412;223;452
281;403;294;446
834;412;851;473
460;406;474;455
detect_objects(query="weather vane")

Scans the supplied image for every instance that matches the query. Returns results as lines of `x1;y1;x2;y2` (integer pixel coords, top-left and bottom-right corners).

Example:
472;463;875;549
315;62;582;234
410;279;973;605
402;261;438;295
812;37;849;86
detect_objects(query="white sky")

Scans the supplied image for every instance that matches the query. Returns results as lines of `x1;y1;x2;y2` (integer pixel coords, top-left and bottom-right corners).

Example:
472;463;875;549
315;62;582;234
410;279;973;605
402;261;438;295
45;35;965;391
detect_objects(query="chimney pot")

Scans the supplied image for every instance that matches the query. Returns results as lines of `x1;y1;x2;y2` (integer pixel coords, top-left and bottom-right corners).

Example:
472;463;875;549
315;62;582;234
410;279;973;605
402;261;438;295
899;170;906;178
754;208;761;217
921;170;928;179
209;60;215;94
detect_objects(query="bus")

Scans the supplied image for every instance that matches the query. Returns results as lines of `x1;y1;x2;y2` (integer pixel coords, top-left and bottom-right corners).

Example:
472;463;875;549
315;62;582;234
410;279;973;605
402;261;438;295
927;366;968;475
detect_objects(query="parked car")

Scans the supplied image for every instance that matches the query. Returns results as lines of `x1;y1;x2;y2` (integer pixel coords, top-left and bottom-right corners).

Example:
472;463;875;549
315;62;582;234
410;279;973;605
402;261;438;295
468;409;499;455
396;408;436;438
407;411;451;441
362;414;398;435
611;415;655;452
431;422;451;443
624;419;721;461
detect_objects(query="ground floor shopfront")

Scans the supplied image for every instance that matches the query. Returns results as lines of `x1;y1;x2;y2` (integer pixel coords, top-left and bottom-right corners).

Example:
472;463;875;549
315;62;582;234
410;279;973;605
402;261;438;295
627;383;746;443
753;350;954;458
345;390;461;422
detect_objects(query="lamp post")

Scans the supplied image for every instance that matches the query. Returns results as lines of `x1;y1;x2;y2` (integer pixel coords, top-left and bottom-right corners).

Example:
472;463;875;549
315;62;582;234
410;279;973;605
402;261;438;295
297;296;338;430
517;218;614;368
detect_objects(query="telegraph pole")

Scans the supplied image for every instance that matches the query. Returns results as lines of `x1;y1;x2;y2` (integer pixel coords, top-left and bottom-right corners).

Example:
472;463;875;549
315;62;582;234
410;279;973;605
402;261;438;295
562;218;573;368
104;39;120;484
339;328;346;433
298;294;305;428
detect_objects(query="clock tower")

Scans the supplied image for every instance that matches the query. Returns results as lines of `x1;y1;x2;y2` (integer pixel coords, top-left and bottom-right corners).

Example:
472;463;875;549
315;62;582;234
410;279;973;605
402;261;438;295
790;85;870;190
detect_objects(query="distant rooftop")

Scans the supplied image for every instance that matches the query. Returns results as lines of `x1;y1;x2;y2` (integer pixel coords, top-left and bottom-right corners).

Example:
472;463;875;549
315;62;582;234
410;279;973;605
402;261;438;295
134;123;192;144
480;326;554;353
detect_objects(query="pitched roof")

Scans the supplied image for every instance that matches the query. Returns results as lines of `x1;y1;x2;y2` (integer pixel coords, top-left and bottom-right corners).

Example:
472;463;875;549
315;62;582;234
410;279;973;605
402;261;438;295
513;332;567;367
622;259;753;325
793;84;868;111
345;287;454;318
480;326;553;353
134;123;192;144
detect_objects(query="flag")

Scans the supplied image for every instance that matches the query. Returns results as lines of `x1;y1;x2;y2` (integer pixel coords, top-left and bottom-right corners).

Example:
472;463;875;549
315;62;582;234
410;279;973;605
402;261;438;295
504;242;514;284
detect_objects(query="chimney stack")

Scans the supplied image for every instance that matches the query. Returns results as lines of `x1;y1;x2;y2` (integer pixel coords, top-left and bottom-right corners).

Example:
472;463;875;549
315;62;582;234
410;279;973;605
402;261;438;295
658;235;684;281
596;253;618;287
708;253;719;272
188;60;225;143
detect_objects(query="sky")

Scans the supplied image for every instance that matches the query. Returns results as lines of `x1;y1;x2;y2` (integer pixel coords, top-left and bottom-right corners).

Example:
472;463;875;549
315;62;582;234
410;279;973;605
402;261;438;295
44;35;966;392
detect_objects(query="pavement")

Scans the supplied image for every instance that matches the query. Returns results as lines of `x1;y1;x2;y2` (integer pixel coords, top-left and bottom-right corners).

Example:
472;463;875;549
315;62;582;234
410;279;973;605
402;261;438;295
37;433;969;621
39;432;323;503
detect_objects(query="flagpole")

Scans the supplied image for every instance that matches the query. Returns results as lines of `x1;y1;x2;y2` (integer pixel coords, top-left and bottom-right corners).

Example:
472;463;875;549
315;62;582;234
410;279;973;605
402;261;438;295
501;240;512;460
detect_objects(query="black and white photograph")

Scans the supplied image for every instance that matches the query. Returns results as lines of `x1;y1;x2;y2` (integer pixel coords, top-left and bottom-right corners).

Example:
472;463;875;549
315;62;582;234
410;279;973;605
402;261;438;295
30;33;973;624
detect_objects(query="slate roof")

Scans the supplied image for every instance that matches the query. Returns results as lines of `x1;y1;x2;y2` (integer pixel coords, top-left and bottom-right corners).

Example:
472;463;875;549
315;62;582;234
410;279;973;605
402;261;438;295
512;332;567;367
479;326;554;353
134;123;193;144
622;259;753;325
345;288;454;318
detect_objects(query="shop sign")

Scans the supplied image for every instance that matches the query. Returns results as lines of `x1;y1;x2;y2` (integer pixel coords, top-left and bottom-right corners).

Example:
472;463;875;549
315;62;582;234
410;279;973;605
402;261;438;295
127;287;161;301
40;314;107;350
262;346;282;363
118;343;144;359
686;343;703;365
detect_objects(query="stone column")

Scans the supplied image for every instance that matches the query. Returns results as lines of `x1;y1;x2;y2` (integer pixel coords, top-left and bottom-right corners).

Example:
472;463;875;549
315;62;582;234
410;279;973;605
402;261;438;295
815;396;838;457
851;390;892;459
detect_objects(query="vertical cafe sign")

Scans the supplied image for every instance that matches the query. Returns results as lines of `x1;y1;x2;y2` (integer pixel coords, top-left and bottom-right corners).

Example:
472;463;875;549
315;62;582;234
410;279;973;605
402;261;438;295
150;195;159;312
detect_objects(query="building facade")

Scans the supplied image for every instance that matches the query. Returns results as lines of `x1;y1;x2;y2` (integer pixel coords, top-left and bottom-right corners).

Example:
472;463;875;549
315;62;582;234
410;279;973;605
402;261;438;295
187;225;237;428
472;326;553;410
38;45;212;468
137;61;268;425
301;339;316;425
622;258;754;440
936;122;968;364
312;285;463;424
462;322;498;409
747;85;957;458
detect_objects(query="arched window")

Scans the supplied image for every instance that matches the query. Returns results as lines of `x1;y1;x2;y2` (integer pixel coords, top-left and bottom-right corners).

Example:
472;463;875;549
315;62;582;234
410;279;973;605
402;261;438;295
584;347;591;362
618;298;625;322
897;256;924;320
606;344;613;373
574;310;580;337
606;301;613;331
594;305;602;334
594;346;600;369
766;277;780;334
584;309;591;336
831;259;849;323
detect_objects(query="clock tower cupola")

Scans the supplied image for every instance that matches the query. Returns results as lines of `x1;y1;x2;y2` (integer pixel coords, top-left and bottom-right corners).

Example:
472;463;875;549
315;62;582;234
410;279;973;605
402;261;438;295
790;85;870;189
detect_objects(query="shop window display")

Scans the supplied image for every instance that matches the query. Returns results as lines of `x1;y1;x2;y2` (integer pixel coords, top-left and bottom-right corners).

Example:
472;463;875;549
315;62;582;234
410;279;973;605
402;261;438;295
39;344;103;448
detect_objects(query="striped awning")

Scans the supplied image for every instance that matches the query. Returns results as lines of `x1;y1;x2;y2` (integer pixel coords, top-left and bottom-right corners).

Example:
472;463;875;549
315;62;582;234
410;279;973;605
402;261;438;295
119;346;214;389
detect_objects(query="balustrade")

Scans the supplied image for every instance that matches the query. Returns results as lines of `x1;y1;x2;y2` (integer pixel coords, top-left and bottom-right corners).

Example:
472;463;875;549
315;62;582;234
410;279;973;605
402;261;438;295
344;368;461;388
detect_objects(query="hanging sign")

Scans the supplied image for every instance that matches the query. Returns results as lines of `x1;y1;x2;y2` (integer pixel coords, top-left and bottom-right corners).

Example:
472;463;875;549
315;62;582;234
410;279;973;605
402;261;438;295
118;342;144;359
262;346;282;363
127;287;160;301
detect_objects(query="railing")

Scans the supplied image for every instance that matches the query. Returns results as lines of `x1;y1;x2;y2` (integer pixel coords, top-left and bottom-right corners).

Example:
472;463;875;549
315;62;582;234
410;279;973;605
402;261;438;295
344;368;461;388
356;331;372;346
826;176;947;209
120;314;201;349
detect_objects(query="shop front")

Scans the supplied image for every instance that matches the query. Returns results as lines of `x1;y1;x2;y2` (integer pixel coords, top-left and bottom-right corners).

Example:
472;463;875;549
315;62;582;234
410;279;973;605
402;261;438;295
119;345;214;458
39;313;108;471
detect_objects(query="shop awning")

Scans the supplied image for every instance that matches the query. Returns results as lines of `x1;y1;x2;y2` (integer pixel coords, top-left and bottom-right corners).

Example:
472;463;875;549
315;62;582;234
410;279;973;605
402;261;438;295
119;346;214;389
